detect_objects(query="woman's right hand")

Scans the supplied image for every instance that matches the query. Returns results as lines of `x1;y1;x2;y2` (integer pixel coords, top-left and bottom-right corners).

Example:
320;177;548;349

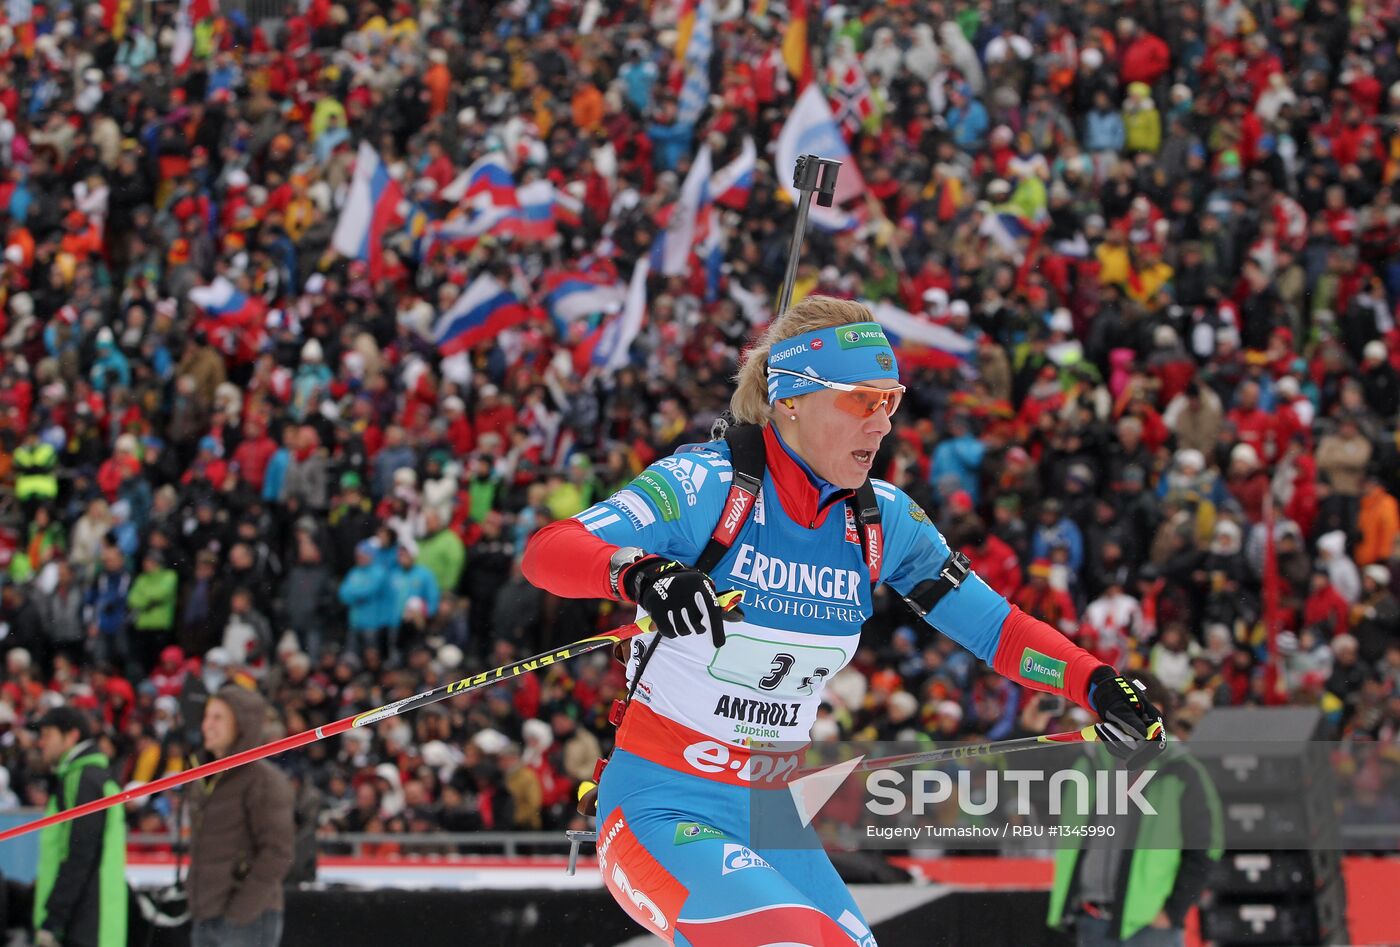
624;558;729;648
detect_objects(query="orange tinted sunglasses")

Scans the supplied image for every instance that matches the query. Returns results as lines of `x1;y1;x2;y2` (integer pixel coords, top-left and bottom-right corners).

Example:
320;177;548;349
769;368;906;418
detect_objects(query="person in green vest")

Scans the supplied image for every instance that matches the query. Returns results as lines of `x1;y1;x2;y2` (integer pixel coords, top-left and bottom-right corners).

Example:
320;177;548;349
127;549;178;674
14;429;60;514
32;706;126;947
1047;673;1225;946
466;453;500;524
417;506;465;596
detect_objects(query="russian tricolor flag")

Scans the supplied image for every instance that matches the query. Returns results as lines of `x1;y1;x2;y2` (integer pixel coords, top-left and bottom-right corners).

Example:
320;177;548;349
188;276;258;321
423;206;513;257
710;136;756;210
870;300;975;370
442;152;517;208
500;180;559;242
542;270;626;322
331;142;404;279
433;274;531;356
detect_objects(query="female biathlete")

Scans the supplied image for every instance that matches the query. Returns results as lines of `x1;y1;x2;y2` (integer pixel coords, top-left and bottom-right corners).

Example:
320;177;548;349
522;296;1164;946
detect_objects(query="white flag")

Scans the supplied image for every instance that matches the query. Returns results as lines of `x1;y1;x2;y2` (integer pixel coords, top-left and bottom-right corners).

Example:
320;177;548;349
594;258;650;371
775;85;867;231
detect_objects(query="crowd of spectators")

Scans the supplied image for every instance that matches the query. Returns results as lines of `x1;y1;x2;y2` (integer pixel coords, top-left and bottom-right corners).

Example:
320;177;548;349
1;0;1399;844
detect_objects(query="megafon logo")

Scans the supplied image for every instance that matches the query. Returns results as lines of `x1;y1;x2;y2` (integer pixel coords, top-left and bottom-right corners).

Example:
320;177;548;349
842;330;860;344
721;844;773;875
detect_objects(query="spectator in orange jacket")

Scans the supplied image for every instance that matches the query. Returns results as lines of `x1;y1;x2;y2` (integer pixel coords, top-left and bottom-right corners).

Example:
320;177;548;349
1355;473;1399;566
1014;560;1077;635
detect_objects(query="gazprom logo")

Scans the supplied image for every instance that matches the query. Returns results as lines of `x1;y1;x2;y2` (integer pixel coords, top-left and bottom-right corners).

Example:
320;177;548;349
721;844;773;875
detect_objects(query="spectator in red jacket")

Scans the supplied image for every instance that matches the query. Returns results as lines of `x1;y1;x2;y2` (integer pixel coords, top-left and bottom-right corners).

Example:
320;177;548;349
233;418;279;493
473;385;517;444
1117;17;1171;88
1227;380;1279;465
1303;569;1351;639
961;519;1024;600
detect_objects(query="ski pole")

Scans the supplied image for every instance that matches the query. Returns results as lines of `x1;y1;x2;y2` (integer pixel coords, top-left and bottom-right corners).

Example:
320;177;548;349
799;725;1102;777
0;590;745;845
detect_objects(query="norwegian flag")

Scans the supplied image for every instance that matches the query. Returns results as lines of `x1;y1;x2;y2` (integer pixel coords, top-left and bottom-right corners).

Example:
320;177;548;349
826;60;877;139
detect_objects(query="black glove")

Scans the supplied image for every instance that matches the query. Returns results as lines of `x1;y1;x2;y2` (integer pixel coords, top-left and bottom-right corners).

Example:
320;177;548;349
1087;666;1167;768
624;558;729;648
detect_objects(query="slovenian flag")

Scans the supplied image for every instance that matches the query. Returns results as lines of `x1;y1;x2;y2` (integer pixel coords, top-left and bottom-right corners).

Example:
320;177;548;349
870;300;976;370
542;270;627;323
434;274;531;356
331;142;404;279
710;136;756;210
441;152;517;208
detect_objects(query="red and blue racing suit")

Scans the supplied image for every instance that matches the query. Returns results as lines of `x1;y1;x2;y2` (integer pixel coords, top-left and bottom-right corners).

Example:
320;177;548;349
523;426;1104;945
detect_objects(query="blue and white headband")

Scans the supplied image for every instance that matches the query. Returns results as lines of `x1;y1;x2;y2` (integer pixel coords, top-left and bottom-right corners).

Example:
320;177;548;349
765;321;901;403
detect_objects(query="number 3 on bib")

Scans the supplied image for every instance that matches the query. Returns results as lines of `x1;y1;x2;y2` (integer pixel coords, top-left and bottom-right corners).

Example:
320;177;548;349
710;635;850;697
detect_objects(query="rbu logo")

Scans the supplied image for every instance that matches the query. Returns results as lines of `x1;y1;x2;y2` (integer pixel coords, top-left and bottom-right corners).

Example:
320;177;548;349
721;844;773;875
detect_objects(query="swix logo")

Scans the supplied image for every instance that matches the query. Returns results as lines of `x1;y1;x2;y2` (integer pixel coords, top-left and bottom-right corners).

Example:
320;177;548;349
682;740;801;784
721;844;773;875
721;491;753;536
864;525;883;578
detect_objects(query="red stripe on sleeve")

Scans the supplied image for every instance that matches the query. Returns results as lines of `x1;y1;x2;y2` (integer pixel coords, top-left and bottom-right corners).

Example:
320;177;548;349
991;605;1106;709
521;518;623;602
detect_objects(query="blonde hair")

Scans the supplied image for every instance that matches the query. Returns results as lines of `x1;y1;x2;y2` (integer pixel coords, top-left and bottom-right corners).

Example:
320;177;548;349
730;295;877;425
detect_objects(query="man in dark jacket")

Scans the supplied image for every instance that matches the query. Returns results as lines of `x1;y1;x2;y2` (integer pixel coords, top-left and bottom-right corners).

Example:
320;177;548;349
33;706;126;947
188;685;294;947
